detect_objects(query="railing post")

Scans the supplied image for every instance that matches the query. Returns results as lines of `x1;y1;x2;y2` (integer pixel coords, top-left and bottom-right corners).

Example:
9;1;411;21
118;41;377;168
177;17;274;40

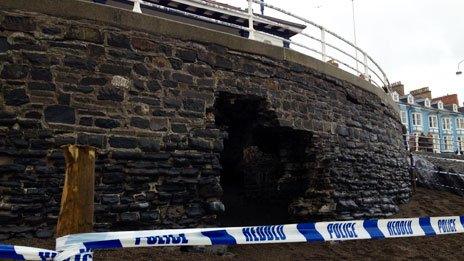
247;0;255;40
406;134;410;151
415;133;419;152
363;51;369;79
133;0;142;13
321;28;326;62
457;139;461;155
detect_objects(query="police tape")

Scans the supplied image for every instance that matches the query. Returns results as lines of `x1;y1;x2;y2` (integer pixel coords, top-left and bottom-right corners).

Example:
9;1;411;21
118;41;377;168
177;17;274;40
2;215;464;260
0;245;58;260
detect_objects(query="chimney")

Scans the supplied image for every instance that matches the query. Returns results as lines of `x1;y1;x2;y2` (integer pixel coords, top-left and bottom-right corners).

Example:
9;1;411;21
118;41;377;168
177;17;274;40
410;87;432;99
390;81;404;96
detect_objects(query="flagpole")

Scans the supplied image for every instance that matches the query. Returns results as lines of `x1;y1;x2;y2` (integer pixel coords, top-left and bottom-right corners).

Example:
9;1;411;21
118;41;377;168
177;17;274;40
351;0;359;72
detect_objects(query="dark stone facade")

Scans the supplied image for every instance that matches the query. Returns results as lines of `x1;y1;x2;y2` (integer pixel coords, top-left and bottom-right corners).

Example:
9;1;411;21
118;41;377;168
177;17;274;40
0;7;410;239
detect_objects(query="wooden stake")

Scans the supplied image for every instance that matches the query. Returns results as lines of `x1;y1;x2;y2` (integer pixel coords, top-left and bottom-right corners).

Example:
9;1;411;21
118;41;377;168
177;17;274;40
56;145;96;237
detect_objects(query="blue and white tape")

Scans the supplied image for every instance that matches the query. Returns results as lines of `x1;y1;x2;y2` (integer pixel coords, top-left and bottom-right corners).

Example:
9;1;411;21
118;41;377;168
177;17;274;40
0;245;58;261
2;215;464;260
0;244;92;261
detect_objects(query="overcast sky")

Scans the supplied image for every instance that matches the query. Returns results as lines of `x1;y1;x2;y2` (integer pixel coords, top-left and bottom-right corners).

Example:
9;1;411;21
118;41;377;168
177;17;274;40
216;0;464;104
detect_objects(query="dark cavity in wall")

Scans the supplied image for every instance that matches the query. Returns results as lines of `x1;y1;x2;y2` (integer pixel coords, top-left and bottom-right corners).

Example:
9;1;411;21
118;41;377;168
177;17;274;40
214;92;315;226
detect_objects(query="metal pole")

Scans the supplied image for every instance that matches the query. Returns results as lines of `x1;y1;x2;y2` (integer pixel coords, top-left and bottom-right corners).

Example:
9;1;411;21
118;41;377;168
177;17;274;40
248;0;255;40
351;0;359;72
133;0;142;13
457;59;464;75
321;28;326;62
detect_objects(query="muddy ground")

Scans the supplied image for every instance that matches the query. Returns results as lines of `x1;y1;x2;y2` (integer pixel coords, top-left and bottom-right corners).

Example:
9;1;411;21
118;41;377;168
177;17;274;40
5;187;464;260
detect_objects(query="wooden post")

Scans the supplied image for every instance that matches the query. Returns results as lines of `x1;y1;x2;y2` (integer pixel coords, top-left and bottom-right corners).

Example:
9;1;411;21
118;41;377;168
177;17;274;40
56;145;96;237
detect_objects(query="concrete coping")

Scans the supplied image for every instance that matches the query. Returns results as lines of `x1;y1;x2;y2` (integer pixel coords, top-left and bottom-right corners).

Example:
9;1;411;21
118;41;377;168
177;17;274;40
0;0;399;112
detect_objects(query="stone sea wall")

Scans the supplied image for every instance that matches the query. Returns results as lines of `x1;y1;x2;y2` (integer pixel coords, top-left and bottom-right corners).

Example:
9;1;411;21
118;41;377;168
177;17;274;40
0;1;410;239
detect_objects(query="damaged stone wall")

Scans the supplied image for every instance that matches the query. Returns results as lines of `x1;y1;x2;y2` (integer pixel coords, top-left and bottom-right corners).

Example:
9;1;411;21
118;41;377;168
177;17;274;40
0;3;410;239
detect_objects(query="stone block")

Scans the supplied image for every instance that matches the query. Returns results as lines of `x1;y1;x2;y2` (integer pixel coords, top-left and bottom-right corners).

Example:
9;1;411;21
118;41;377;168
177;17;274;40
44;105;75;124
172;72;193;84
55;135;76;146
183;98;205;113
79;117;93;126
171;123;187;133
24;111;42;119
176;49;197;63
131;37;156;51
88;44;105;58
99;63;131;76
23;52;49;65
65;25;103;44
4;88;29;106
101;194;120;204
95;118;120;129
168;58;183;70
109;136;138;149
0;36;10;53
30;68;52;81
42;26;61;35
147;80;161;92
77;133;107;148
27;82;55;91
107;32;131;49
1;64;29;80
63;84;94;94
150;118;168;131
130;117;150;129
35;228;53;238
214;56;233;70
187;64;212;77
80;77;108;86
186;203;204;218
97;87;124;102
64;56;96;71
133;63;148;76
140;211;159;222
189;138;211;151
1;15;36;32
120;212;140;222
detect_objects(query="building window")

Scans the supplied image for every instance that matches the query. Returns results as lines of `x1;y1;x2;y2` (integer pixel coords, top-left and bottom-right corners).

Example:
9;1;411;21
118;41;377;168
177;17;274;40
391;92;399;102
432;134;440;153
429;115;438;129
412;112;422;126
458;136;464;153
438;101;444;110
443;136;453;151
453;104;459;112
401;111;408;124
457;118;464;129
424;99;431;107
442;117;451;131
407;95;414;104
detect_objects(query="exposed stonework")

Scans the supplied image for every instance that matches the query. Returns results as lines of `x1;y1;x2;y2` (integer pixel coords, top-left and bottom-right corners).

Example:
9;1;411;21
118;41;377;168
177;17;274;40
0;2;410;239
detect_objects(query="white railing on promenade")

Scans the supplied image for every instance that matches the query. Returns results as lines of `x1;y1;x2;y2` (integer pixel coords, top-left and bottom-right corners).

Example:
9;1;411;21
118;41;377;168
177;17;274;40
404;133;464;155
124;0;391;91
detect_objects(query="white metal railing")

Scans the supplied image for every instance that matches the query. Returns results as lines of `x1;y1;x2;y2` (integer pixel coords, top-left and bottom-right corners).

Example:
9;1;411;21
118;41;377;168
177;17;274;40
126;0;390;90
404;133;464;155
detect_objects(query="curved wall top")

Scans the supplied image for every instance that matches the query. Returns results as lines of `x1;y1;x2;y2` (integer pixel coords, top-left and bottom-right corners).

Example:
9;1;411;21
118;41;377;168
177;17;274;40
1;0;398;112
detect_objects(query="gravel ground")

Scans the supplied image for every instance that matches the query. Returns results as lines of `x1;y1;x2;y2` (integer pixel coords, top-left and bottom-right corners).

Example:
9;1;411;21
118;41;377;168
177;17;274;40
4;187;464;260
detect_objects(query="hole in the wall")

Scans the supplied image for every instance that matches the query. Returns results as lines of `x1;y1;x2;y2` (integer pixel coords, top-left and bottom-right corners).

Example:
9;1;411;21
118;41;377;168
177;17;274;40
214;92;315;226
